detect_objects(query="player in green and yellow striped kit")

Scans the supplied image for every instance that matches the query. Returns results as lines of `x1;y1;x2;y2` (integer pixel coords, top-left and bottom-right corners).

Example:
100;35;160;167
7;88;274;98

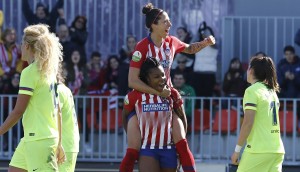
231;56;285;172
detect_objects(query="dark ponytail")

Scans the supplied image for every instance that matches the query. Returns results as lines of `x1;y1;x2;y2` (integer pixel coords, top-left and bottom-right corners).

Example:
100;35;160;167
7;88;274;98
142;3;163;32
250;56;280;92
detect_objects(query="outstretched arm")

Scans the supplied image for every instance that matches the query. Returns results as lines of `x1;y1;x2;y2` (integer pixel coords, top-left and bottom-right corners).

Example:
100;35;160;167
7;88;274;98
182;35;215;54
0;94;30;135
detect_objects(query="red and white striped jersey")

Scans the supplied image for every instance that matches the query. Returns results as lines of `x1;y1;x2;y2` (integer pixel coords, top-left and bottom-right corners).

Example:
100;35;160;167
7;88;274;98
130;35;186;86
124;90;174;149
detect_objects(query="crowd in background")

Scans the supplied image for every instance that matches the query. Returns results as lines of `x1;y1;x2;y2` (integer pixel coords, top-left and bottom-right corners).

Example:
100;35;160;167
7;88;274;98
1;2;300;100
1;1;300;151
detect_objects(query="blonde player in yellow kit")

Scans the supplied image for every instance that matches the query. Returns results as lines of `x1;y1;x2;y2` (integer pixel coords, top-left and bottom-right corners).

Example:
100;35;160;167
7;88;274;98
231;56;285;172
57;71;80;172
0;24;65;172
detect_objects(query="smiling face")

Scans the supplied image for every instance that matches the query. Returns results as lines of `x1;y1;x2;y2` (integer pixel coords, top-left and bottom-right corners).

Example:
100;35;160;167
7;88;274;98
147;66;166;92
152;12;172;39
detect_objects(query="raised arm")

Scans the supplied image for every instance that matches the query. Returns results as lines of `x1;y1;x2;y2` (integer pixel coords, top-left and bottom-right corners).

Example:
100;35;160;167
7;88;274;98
182;35;215;54
49;0;64;19
22;0;35;24
0;94;30;135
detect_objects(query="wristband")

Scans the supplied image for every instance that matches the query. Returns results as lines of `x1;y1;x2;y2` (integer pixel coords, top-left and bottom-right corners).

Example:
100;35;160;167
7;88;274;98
235;145;242;152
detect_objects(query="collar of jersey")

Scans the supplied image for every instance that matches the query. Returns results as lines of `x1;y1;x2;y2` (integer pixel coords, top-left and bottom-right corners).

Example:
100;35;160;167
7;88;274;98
147;33;166;48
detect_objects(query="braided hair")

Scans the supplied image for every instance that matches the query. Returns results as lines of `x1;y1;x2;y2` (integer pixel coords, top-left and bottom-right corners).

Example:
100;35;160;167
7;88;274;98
139;57;161;84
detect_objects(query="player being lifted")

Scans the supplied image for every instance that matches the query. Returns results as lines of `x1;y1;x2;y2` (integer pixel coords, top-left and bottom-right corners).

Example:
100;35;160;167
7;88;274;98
120;3;215;172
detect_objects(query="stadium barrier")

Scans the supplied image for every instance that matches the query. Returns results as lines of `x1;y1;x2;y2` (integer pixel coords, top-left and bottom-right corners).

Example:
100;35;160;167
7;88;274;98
0;95;300;164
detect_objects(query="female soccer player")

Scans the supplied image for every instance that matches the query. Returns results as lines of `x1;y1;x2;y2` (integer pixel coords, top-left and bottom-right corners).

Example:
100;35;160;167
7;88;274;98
57;66;80;172
120;3;215;172
231;56;285;172
0;24;65;172
123;57;178;172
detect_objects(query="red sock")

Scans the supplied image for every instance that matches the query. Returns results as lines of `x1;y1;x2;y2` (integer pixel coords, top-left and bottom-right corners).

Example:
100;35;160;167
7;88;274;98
175;139;196;172
119;148;139;172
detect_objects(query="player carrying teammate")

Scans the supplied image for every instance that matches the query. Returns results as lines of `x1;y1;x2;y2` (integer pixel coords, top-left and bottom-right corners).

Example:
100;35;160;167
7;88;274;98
123;58;178;172
120;3;215;172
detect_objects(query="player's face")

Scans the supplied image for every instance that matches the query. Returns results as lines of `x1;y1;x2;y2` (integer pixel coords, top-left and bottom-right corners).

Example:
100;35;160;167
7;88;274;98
153;12;172;38
147;66;166;92
21;41;30;61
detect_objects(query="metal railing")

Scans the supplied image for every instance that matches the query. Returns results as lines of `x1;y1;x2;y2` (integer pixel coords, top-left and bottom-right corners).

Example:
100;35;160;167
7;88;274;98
222;16;300;81
1;95;299;164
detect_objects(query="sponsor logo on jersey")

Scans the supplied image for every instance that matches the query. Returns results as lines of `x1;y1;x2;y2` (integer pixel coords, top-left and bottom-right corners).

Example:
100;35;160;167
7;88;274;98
124;95;129;105
165;48;171;56
142;103;169;112
161;60;170;68
132;51;142;62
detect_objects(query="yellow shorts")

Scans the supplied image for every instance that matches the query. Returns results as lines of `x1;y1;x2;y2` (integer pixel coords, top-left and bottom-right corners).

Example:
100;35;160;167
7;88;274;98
9;138;59;172
237;152;284;172
58;152;78;172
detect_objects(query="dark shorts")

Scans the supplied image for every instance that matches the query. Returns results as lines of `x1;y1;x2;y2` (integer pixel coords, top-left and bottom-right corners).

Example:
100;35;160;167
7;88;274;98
126;110;136;122
140;146;177;168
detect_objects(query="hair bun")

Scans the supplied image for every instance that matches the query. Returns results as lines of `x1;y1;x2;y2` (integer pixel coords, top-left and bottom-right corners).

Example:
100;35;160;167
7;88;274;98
142;3;154;15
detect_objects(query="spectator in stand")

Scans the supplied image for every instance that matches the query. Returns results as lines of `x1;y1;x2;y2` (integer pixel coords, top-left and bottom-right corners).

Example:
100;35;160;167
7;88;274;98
171;54;193;85
103;55;119;91
222;57;247;110
2;72;20;94
119;35;137;63
57;24;76;63
0;28;23;77
223;57;247;98
22;0;64;33
277;45;300;98
66;49;89;96
192;22;218;109
117;53;132;96
69;16;88;64
86;51;106;92
172;27;195;71
173;72;196;124
255;51;267;58
1;72;21;150
0;10;3;38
